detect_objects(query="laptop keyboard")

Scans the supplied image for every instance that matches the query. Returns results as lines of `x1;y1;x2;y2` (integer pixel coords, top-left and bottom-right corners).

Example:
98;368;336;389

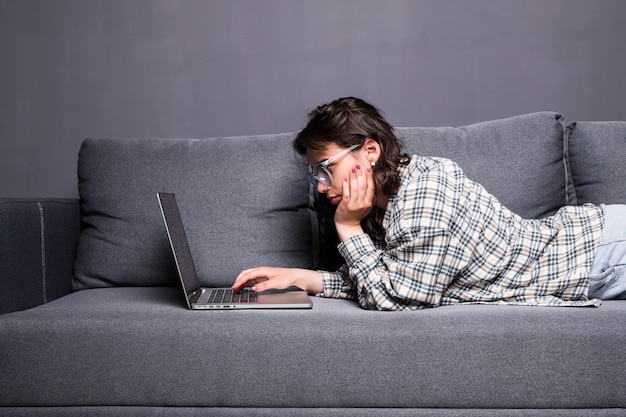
208;288;258;304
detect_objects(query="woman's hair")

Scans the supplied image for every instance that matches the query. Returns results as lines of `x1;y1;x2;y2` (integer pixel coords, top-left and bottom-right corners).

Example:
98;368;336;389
294;97;409;197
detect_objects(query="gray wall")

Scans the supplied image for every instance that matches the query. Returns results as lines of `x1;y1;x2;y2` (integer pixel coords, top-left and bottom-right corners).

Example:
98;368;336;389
1;0;625;198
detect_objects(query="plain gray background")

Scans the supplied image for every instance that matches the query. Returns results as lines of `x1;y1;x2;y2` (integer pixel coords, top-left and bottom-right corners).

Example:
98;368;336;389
1;0;625;198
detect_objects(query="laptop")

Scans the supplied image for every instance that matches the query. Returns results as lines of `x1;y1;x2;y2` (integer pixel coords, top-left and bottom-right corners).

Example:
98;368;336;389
157;192;313;310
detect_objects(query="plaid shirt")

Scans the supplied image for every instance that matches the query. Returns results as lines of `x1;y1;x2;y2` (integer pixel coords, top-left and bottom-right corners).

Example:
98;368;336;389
319;156;605;310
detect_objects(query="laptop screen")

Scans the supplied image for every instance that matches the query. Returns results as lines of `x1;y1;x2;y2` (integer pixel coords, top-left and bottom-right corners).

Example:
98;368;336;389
157;193;201;301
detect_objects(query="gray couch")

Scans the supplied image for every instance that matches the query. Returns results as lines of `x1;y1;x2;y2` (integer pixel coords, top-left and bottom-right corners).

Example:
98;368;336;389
1;112;625;416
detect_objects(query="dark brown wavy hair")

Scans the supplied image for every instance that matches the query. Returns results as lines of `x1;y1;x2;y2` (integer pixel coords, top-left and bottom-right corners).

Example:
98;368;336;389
294;97;409;197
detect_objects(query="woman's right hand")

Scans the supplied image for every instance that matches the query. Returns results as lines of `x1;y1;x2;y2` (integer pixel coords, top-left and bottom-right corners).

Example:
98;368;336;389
232;267;324;294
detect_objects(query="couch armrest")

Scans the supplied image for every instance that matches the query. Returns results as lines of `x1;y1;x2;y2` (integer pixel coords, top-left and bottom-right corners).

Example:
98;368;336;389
0;198;80;314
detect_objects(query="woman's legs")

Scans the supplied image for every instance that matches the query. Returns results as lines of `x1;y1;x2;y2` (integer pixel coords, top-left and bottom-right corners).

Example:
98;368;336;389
588;204;626;300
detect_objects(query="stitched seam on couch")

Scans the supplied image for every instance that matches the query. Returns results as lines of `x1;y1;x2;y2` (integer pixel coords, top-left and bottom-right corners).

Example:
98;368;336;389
36;202;47;304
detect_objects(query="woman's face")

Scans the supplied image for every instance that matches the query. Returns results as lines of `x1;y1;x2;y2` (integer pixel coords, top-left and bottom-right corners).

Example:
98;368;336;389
306;142;372;206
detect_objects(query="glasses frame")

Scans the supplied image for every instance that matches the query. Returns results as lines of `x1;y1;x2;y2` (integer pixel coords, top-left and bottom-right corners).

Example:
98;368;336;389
308;144;362;187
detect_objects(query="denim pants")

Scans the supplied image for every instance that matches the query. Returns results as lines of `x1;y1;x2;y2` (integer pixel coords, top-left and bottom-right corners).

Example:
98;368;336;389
588;204;626;300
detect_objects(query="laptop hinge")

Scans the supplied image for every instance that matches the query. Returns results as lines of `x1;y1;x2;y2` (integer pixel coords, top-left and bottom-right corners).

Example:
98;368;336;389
190;289;204;304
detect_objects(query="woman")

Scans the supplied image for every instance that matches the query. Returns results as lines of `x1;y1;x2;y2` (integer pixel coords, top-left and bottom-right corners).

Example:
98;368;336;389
233;97;626;310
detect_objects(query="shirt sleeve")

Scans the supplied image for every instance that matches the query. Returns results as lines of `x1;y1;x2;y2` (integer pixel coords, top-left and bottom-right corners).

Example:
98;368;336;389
337;227;454;310
317;264;357;300
317;157;466;310
335;158;463;310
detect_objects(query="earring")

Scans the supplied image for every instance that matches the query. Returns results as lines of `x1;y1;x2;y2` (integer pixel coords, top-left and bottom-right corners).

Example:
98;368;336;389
370;161;376;167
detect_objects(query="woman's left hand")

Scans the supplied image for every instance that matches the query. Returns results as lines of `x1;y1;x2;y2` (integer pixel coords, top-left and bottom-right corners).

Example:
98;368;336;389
334;164;375;241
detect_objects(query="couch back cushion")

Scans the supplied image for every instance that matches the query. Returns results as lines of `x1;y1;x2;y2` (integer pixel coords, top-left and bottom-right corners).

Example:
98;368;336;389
72;135;313;290
566;121;626;205
317;112;569;271
399;112;569;218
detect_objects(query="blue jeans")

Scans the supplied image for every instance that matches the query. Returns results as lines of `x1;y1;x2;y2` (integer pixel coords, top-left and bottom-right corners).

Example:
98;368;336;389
588;204;626;300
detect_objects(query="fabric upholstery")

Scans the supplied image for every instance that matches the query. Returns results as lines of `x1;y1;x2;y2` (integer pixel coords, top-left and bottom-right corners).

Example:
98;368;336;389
2;407;625;417
1;287;625;410
566;121;626;205
3;113;626;416
0;199;79;314
73;135;313;290
395;112;569;219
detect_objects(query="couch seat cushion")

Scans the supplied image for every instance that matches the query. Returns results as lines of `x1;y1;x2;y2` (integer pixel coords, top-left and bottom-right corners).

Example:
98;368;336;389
1;288;624;409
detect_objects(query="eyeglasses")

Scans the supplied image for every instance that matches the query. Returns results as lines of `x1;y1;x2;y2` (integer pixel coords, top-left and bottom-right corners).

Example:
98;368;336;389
308;144;361;187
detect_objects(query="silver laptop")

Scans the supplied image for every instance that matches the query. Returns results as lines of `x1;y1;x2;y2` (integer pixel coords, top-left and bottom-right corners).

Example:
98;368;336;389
157;192;312;310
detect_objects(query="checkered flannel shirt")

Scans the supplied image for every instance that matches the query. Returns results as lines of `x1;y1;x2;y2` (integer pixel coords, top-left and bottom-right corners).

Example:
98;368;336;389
319;156;605;310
